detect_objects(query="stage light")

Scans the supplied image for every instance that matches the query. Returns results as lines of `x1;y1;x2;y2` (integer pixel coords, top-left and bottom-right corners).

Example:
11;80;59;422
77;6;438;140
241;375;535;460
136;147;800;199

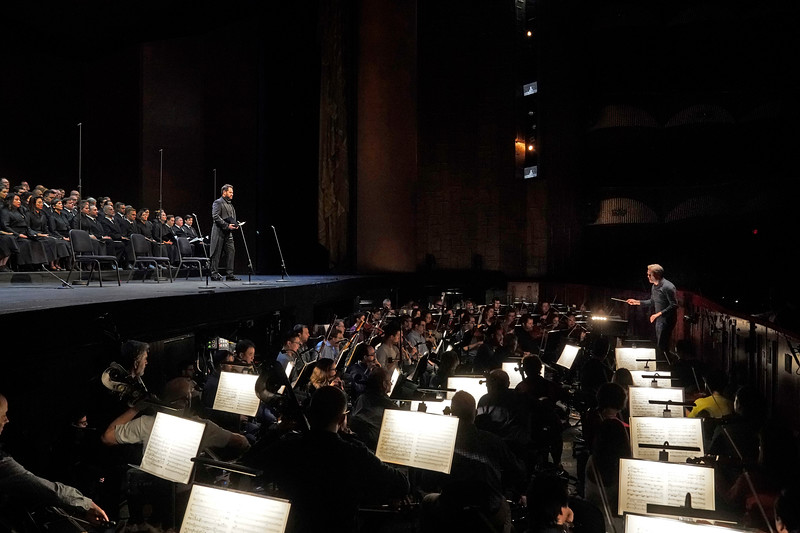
528;144;535;151
526;30;532;37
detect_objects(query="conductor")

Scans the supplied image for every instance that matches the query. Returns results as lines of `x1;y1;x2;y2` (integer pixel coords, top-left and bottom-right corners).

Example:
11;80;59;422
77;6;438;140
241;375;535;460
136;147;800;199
625;263;678;362
210;184;241;281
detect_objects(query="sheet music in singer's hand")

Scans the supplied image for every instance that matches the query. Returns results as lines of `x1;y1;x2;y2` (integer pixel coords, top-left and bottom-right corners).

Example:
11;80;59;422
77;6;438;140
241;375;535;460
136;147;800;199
140;412;205;484
376;409;459;474
618;458;714;516
630;417;704;463
181;484;291;533
213;371;260;417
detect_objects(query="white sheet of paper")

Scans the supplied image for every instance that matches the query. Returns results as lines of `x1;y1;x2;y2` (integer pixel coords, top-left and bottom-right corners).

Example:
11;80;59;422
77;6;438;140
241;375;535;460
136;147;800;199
284;360;294;379
625;513;749;533
446;376;487;401
618;458;715;516
630;370;672;388
628;386;685;418
409;399;452;415
388;367;401;395
375;409;459;474
630;417;704;463
615;347;657;371
139;412;205;484
181;484;291;533
213;371;260;417
502;361;524;388
556;344;580;369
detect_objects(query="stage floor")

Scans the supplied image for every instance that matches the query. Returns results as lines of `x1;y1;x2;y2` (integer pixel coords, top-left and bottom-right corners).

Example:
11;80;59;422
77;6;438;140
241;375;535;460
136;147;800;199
0;273;362;316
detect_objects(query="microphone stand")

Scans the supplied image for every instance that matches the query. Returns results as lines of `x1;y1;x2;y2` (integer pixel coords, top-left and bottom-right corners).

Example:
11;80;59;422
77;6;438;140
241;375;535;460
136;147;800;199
192;212;222;290
238;221;264;286
271;225;289;282
74;122;88;285
156;149;167;281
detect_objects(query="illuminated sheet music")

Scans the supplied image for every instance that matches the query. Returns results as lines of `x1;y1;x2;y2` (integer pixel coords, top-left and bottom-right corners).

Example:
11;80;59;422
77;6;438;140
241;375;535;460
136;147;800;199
502;361;524;388
630;370;672;388
376;409;459;474
388;367;401;395
625;513;749;533
555;344;580;369
615;347;656;371
618;458;714;516
140;412;205;484
628;386;685;418
630;417;704;463
181;484;291;533
213;371;260;417
409;399;452;415
446;376;487;401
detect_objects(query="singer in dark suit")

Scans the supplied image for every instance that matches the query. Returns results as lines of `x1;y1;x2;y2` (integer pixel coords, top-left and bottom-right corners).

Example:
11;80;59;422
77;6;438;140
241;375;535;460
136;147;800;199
210;184;240;281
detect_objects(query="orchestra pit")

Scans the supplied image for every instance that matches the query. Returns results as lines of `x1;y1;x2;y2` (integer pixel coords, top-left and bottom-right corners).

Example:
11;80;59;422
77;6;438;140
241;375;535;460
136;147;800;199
3;2;800;533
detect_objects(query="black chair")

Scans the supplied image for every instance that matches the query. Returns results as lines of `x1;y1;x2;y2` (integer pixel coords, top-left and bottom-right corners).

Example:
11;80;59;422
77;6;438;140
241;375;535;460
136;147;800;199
66;229;121;287
176;236;210;280
128;233;173;283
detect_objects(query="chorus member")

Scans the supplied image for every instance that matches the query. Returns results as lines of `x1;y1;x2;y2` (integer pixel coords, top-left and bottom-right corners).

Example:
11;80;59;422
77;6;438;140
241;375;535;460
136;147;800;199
1;194;44;268
210;184;239;281
625;263;678;361
0;395;109;526
151;209;178;262
113;202;126;226
27;195;67;269
100;204;126;264
172;215;186;238
134;208;154;241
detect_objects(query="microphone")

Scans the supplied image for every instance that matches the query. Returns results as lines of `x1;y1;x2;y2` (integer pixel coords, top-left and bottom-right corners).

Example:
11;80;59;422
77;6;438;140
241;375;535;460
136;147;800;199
77;122;82;126
191;213;197;218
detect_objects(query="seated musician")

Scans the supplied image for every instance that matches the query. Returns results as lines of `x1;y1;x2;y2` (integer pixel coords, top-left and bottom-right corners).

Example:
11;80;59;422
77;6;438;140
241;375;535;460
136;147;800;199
538;301;555;326
420;391;525;533
474;323;504;372
686;371;732;418
350;368;398;451
375;322;403;370
476;369;530;456
316;319;345;360
584;418;631;530
277;331;303;382
293;323;319;372
248;386;409;533
101;377;250;455
525;473;578;533
517;313;542;355
346;343;379;400
775;488;800;533
406;316;431;357
501;309;518;334
0;394;109;527
515;355;566;468
233;338;258;374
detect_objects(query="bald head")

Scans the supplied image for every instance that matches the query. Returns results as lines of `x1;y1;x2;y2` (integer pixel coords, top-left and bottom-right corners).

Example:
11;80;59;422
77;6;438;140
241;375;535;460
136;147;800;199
0;394;8;436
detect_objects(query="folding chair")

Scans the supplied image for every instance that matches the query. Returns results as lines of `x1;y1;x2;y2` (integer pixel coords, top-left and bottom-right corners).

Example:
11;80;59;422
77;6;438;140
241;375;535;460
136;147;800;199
66;229;121;287
176;236;210;280
128;233;173;283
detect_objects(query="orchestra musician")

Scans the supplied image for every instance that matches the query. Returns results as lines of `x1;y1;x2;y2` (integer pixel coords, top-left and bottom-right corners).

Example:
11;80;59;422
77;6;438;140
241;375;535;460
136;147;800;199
316;319;346;360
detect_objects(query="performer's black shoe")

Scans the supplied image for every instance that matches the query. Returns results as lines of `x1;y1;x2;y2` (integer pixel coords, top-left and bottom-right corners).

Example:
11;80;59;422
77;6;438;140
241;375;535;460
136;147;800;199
226;275;241;281
211;273;223;281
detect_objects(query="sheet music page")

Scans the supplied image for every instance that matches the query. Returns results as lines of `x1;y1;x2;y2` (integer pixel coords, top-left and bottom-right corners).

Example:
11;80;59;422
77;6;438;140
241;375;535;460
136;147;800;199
181;484;291;533
375;409;459;474
630;370;672;388
556;344;580;369
618;458;714;516
284;360;294;379
409;400;452;415
625;513;748;533
213;371;260;417
628;386;685;418
615;347;656;371
446;376;487;401
501;361;524;388
388;367;401;395
630;417;704;463
140;412;205;484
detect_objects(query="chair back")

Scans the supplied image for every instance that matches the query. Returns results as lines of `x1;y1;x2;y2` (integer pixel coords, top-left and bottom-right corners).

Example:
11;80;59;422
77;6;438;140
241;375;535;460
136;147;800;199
131;233;151;257
69;229;94;255
176;236;193;257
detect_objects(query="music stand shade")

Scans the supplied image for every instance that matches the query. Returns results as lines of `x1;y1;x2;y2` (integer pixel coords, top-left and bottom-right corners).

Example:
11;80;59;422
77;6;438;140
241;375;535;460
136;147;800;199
502;361;524;388
410;399;452;415
624;513;747;533
181;484;291;533
630;370;672;387
446;376;487;401
615;347;657;371
555;344;580;369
